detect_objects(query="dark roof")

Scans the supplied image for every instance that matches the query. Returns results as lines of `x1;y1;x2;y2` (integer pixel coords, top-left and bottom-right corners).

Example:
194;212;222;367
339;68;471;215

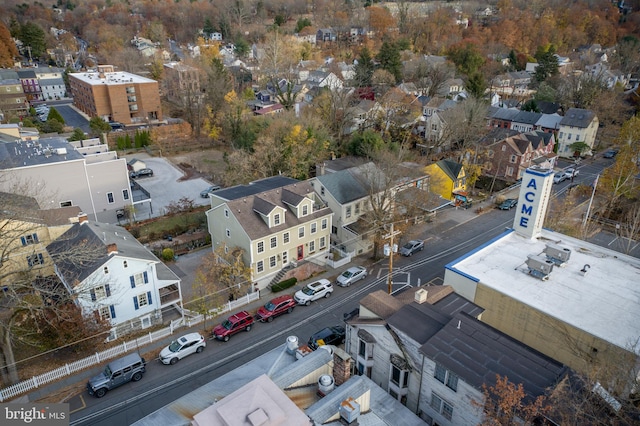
476;127;520;146
535;101;560;114
387;302;450;344
46;221;178;285
16;69;37;79
212;176;298;201
432;292;484;318
0;137;85;170
436;159;463;181
512;110;542;125
421;312;567;402
315;162;384;204
490;107;520;121
560;108;596;128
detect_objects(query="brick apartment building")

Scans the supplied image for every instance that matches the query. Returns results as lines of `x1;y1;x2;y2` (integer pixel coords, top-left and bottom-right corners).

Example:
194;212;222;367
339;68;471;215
68;65;162;125
163;62;200;104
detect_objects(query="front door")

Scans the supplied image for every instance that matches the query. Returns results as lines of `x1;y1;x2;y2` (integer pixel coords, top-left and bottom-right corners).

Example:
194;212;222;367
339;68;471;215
282;251;288;266
297;245;304;260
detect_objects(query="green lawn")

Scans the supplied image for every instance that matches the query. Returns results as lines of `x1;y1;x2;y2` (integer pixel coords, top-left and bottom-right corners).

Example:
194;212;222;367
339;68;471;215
129;209;207;242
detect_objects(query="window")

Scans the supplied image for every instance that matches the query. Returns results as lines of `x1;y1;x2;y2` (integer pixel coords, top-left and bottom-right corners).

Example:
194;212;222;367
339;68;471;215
434;364;458;392
126;86;135;94
567;133;572;140
320;186;325;196
257;241;264;253
257;260;264;273
27;253;44;267
506;166;514;176
123;260;128;268
501;145;507;151
298;227;305;238
103;266;109;274
99;306;115;320
130;272;149;288
20;233;39;246
321;218;328;230
559;132;564;138
274;214;280;225
302;205;308;216
355;203;360;214
309;240;315;253
431;123;437;131
129;104;138;112
122;189;129;200
319;236;326;249
60;200;72;207
311;222;317;234
575;134;580;141
391;365;409;388
332;226;338;235
283;232;290;244
430;393;453;420
224;209;229;218
270;237;277;249
510;155;517;163
269;256;276;268
226;229;231;237
91;284;111;301
346;206;352;218
107;192;114;203
134;292;151;309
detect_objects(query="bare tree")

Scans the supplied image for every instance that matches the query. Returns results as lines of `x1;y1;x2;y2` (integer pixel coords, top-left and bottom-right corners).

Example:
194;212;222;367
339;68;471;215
437;98;490;152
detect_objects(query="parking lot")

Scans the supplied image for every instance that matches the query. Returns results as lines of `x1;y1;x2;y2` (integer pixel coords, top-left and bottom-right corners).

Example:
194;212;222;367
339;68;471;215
125;154;214;220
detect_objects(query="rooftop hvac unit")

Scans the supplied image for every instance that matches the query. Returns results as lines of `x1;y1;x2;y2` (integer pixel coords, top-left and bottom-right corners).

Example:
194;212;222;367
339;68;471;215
545;243;571;265
339;397;360;424
55;147;67;155
526;254;554;280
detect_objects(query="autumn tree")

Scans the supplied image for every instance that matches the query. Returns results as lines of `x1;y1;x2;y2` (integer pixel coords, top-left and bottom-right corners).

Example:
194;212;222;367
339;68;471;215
89;117;111;137
404;59;455;97
0;21;18;67
310;87;355;144
477;374;548;425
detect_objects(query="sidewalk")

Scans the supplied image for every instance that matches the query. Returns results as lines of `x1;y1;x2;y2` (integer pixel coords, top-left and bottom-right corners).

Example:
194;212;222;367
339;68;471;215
22;192;511;404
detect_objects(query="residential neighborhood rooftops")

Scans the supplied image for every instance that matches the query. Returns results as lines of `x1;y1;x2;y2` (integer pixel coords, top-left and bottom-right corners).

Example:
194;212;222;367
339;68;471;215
212;176;298;201
0;137;85;169
560;108;596;128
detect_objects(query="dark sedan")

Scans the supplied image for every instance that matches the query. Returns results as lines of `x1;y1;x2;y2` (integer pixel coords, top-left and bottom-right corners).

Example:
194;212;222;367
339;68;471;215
498;199;517;210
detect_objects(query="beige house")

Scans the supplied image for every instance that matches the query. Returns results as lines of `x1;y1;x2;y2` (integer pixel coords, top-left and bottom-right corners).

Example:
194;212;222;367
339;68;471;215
206;177;333;288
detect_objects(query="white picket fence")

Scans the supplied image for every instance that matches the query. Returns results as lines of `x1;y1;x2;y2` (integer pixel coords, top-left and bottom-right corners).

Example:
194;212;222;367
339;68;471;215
0;292;260;401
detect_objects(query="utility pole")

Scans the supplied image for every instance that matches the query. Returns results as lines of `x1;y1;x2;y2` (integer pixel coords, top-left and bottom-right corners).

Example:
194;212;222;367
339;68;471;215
583;174;599;229
384;222;401;294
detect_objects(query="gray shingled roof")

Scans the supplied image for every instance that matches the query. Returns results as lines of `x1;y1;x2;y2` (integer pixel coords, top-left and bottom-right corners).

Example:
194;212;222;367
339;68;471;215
212;176;298;201
490;108;520;121
560;108;596;128
387;303;449;344
512;110;542;125
46;221;177;285
436;159;462;181
421;312;566;402
315;162;383;204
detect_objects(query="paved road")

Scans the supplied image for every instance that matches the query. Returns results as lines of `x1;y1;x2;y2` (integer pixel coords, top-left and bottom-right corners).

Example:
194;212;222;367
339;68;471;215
54;103;90;132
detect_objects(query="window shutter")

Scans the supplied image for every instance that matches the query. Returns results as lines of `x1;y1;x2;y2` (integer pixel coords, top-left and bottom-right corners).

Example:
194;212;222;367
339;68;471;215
20;237;26;246
130;276;135;288
143;271;148;283
110;305;116;318
105;284;111;297
90;289;96;302
133;296;139;310
33;233;39;243
147;291;152;305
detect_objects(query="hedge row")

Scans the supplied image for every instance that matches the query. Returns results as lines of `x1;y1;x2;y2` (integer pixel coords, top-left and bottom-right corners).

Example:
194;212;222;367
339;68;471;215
271;277;297;292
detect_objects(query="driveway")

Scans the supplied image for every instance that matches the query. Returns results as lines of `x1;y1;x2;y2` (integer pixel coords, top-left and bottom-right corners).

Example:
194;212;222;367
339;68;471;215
52;102;91;132
124;155;214;220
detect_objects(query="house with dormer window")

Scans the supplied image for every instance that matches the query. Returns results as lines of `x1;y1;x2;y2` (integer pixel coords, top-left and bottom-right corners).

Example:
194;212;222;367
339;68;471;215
205;176;333;288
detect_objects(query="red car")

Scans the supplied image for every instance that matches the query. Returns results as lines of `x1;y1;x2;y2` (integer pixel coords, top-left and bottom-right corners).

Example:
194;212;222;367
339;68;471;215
211;310;254;341
256;295;296;323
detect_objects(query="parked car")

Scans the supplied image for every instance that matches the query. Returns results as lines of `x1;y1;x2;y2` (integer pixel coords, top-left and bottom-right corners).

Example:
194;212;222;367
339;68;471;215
553;172;567;184
87;353;146;398
336;266;367;287
257;295;296;322
400;240;424;256
294;279;333;305
159;333;206;365
200;185;222;198
498;198;518;210
603;149;618;159
308;326;346;350
564;168;579;180
212;311;254;341
130;168;154;178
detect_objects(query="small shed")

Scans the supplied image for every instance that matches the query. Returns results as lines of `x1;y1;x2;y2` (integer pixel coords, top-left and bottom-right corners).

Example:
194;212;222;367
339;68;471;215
128;158;146;172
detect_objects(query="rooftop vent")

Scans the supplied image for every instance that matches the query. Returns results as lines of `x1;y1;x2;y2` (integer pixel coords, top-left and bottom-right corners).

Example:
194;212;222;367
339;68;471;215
526;254;554;280
285;335;298;354
318;374;335;397
415;288;428;304
544;243;571;266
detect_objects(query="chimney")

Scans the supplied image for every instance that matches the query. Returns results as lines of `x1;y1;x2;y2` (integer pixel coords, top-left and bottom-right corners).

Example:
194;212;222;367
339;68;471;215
414;288;428;304
333;348;351;386
107;243;118;255
78;212;89;224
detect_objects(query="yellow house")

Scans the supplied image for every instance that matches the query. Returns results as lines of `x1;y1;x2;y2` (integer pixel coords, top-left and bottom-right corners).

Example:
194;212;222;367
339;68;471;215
0;192;81;285
424;159;466;201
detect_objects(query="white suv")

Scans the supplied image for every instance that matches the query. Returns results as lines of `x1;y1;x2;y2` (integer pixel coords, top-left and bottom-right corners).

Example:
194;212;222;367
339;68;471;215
294;279;334;305
159;333;206;365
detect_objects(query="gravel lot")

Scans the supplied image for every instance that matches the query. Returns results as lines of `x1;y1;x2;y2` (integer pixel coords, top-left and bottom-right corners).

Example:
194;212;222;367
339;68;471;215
124;154;214;220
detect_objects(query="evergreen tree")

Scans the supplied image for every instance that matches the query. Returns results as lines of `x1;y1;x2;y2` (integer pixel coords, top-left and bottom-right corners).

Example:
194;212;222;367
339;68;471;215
203;18;216;37
377;41;402;84
67;128;86;141
89;117;111;136
19;22;46;59
47;107;65;125
533;44;559;83
466;72;487;98
353;47;375;87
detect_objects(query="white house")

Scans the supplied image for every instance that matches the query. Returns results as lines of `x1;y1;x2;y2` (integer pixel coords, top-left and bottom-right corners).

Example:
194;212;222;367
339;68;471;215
556;108;599;157
46;216;183;339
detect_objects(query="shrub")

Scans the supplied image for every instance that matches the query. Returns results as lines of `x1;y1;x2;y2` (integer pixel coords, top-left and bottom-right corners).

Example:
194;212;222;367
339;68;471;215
271;277;297;292
161;248;175;261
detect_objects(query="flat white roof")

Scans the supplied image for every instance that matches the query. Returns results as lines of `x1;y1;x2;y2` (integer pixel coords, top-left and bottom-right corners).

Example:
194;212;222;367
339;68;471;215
70;71;155;85
449;228;640;354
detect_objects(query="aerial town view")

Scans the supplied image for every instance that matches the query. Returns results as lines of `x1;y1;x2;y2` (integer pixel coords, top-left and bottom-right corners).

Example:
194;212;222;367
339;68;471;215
1;0;639;424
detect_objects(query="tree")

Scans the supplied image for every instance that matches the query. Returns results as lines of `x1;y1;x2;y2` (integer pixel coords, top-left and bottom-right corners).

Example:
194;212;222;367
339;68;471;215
19;22;46;60
521;99;540;112
67;128;86;142
353;47;375;88
377;41;402;84
533;44;559;84
203;17;216;37
41;119;64;134
476;374;548;425
89;117;111;136
348;130;384;157
466;72;487;99
47;108;65;125
295;18;312;33
0;21;19;68
448;42;485;76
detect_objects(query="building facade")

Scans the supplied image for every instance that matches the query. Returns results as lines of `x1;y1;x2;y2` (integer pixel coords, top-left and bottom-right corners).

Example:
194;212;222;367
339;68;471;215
556;108;598;157
162;62;201;105
69;65;162;125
